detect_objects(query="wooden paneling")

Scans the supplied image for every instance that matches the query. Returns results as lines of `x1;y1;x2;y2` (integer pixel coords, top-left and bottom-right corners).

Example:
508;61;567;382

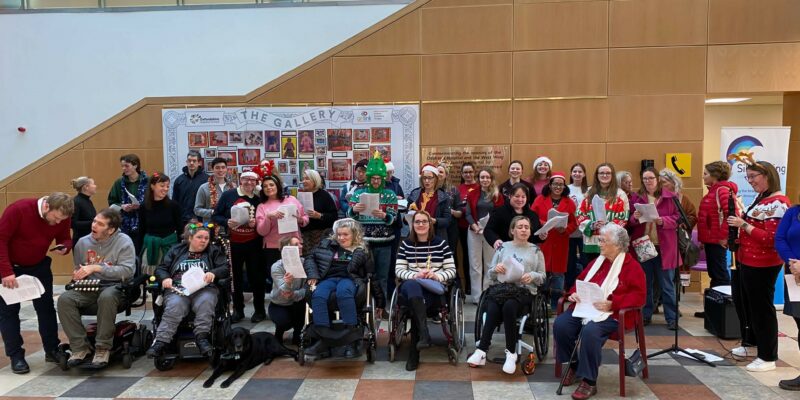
250;60;332;104
332;56;420;102
514;1;608;50
7;150;85;193
84;105;164;149
784;93;800;141
424;0;511;7
421;5;513;54
606;141;703;189
513;49;608;98
421;101;512;145
610;0;707;47
513;99;608;143
83;149;164;199
609;47;706;95
608;95;705;142
708;43;800;93
339;11;421;57
787;141;800;200
510;144;607;179
421;53;512;101
709;0;800;44
0;188;6;216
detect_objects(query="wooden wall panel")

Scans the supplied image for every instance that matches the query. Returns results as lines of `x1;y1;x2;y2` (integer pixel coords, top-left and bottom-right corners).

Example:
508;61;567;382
424;0;511;7
708;43;800;93
514;1;608;50
608;95;705;142
513;49;608;98
339;11;421;57
332;56;420;102
787;141;800;201
513;99;608;143
421;101;512;145
250;60;332;104
709;0;800;44
610;0;707;47
83;149;165;200
421;5;513;54
84;105;164;149
7;150;85;193
421;53;512;101
784;93;800;141
606;141;703;189
510;144;607;180
609;46;706;95
0;188;6;217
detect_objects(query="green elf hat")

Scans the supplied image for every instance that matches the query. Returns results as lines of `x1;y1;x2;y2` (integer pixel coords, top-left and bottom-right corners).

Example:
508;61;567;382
366;150;387;178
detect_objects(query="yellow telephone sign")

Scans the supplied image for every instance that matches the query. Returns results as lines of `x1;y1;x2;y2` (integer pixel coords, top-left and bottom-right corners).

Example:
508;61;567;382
665;153;691;177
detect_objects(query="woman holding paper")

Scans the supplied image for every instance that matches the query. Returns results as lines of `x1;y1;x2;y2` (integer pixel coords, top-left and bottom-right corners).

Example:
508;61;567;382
269;236;308;346
465;168;505;302
776;199;800;390
147;222;230;358
576;163;629;265
394;210;457;371
467;216;545;374
531;172;578;308
628;167;680;330
553;224;645;400
299;169;337;254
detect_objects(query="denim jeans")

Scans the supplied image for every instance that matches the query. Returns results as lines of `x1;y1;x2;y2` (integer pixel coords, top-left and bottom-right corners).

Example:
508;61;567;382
641;253;677;323
311;278;357;326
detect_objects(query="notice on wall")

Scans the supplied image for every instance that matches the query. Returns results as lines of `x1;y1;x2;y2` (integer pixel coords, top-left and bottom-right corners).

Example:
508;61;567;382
420;146;510;187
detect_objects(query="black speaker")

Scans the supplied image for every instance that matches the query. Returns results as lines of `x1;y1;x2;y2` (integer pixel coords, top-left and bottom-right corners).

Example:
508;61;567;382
640;159;654;173
704;287;741;340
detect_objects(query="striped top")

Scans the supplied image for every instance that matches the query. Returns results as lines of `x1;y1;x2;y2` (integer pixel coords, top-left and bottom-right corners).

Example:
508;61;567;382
395;237;457;282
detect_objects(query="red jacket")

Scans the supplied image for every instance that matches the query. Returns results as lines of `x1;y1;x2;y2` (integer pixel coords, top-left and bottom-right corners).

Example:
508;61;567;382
530;196;577;274
697;181;739;244
737;194;791;267
568;252;646;331
457;183;479;229
465;188;505;225
0;198;72;278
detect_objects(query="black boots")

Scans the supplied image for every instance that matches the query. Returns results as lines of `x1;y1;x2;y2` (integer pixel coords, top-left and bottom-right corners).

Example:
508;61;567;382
410;298;431;351
146;341;168;358
406;325;420;371
195;333;212;356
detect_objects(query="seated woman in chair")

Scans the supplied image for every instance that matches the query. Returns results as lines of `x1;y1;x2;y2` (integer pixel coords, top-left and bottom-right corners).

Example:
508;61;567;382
147;222;229;358
553;223;645;400
395;210;457;371
468;216;545;374
304;218;379;356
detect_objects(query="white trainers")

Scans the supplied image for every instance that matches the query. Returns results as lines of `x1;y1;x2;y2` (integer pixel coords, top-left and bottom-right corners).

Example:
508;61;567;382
467;349;486;367
746;358;776;372
732;346;750;358
503;350;518;375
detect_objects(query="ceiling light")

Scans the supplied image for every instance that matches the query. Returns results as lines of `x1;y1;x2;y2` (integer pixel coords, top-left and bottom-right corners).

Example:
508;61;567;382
705;98;751;104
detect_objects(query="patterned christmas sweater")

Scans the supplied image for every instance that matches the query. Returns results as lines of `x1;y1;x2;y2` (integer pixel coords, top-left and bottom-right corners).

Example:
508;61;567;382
576;188;630;254
737;193;791;267
347;188;398;244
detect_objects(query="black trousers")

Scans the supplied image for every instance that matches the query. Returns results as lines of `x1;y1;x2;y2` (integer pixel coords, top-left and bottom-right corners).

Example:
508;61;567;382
268;301;306;340
0;257;60;359
458;227;472;295
478;297;526;353
565;237;584;292
230;239;265;314
733;263;781;361
704;243;731;287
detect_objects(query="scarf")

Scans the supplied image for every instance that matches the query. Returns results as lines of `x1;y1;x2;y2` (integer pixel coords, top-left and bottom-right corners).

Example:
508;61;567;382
581;252;625;323
120;172;147;235
420;190;438;216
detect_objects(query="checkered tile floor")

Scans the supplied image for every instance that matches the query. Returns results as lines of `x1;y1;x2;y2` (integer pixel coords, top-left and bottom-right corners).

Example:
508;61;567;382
1;287;799;399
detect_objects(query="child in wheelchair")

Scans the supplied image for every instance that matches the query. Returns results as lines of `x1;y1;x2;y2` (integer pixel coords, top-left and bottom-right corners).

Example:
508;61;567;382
468;215;545;374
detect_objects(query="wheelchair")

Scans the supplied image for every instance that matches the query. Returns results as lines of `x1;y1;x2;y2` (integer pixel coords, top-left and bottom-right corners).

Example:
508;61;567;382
386;280;465;365
297;277;378;365
56;258;152;370
472;284;549;375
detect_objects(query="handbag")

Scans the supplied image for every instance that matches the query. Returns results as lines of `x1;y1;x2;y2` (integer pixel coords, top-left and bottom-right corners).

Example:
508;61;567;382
485;282;530;304
625;349;645;377
631;235;658;263
672;197;699;268
415;278;445;295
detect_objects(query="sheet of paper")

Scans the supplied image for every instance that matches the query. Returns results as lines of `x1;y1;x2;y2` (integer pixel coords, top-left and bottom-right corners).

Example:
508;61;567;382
298;191;314;212
710;285;732;296
397;199;409;210
281;246;306;278
230;204;251;226
404;210;416;227
278;204;299;234
786;275;800;302
123;187;140;206
676;349;724;363
534;213;568;236
497;256;525;283
634;203;659;223
478;214;490;230
359;193;380;216
177;266;206;296
572;280;605;320
591;195;607;222
0;275;45;305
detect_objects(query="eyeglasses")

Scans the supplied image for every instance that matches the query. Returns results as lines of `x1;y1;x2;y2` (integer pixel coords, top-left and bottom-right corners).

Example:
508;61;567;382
642;177;657;181
422;176;435;181
550;183;565;188
598;172;612;176
413;220;430;225
745;173;762;181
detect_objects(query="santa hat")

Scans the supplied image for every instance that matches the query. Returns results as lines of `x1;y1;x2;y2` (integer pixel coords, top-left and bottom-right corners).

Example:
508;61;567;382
533;156;553;169
420;163;439;175
240;171;258;180
385;161;395;171
550;171;567;183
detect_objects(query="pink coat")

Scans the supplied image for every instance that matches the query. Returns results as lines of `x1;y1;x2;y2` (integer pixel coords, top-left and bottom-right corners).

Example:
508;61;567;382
628;190;681;270
255;196;309;249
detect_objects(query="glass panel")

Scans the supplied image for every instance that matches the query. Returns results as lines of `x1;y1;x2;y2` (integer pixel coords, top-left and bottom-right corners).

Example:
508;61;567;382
184;0;255;4
28;0;98;8
105;0;176;6
0;0;22;8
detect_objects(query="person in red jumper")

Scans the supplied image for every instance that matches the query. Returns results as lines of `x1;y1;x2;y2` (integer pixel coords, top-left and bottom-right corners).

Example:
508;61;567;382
726;161;791;372
0;192;74;374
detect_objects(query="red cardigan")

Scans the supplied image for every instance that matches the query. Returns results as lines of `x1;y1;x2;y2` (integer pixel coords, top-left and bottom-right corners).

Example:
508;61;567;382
737;194;791;267
0;198;72;278
530;195;577;274
457;183;479;229
465;188;504;225
567;252;646;331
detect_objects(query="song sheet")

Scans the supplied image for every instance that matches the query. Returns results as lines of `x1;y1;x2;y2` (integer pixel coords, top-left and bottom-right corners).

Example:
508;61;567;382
0;276;45;305
634;203;659;223
298;191;314;212
572;280;605;320
278;204;298;234
281;246;306;278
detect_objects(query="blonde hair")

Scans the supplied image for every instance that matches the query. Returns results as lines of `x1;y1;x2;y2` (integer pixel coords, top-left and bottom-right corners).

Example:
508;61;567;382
45;192;75;216
304;169;324;191
71;176;92;192
478;167;500;202
658;168;683;193
330;218;367;251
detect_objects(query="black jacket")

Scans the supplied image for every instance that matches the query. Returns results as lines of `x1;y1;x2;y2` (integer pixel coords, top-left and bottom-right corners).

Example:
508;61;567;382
71;193;97;247
172;166;210;224
483;203;544;246
303;239;385;308
302;189;338;232
154;242;230;282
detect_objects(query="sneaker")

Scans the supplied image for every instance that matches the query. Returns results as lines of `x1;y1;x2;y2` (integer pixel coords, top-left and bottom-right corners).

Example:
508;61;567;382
746;358;776;372
502;350;518;374
467;349;486;367
779;375;800;391
195;333;212;356
731;346;750;358
571;381;598;400
90;346;110;368
666;321;678;331
67;348;93;367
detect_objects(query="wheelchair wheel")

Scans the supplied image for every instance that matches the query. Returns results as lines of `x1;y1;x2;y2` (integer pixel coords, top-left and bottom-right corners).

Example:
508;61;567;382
298;347;306;366
366;345;377;363
448;287;465;352
531;294;550;360
447;347;458;365
154;356;175;371
122;353;133;369
388;343;397;362
387;287;406;360
473;292;487;346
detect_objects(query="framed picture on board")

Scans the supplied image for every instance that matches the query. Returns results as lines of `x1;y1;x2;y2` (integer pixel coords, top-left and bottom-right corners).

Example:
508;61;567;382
204;149;217;158
228;131;244;144
353;150;370;163
328;159;352;181
238;149;260;165
298;159;313;179
210;131;228;146
353;129;370;143
265;130;280;152
315;156;326;169
281;137;297;159
188;132;209;148
371;127;391;143
369;144;391;161
278;161;289;174
298;130;315;154
327;129;352;151
244;131;264;147
218;150;238;166
315;146;327;156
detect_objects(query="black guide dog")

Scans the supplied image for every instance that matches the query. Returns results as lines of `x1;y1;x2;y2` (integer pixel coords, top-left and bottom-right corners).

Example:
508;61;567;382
203;326;298;388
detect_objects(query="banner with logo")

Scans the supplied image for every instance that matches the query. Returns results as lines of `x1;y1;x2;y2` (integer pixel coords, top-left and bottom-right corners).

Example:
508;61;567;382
162;106;420;197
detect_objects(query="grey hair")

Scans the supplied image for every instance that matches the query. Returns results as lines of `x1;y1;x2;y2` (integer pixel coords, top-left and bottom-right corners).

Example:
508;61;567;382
330;218;368;251
304;169;324;191
658;168;683;193
616;171;632;186
600;223;630;251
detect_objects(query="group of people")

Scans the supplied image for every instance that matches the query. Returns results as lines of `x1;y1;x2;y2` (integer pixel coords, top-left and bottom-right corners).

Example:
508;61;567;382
0;149;798;398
